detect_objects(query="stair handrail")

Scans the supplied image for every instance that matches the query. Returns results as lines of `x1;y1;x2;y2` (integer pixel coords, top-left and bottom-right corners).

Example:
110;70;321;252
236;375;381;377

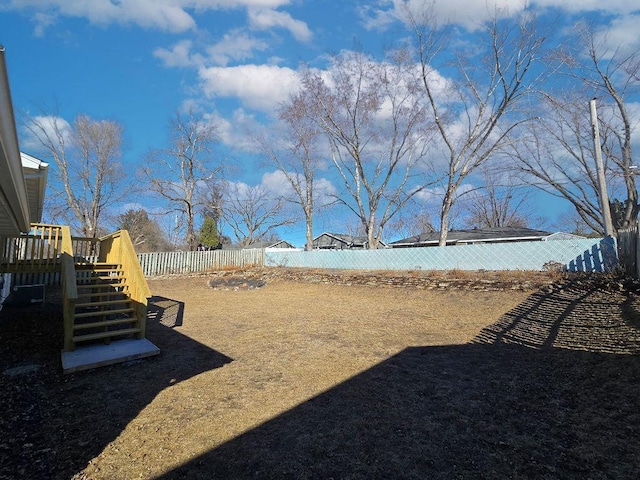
98;229;151;339
60;225;77;351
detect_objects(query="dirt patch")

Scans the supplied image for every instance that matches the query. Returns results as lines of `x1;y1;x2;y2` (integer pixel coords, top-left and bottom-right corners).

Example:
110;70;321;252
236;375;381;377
207;276;266;290
2;268;640;479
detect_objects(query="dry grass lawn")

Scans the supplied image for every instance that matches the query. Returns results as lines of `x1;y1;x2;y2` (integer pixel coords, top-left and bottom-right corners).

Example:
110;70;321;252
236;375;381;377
2;269;640;479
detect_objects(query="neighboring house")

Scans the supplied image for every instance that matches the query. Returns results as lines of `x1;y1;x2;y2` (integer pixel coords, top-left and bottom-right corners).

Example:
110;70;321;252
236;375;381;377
312;232;388;250
265;240;296;249
389;227;582;248
544;232;588;241
244;240;297;250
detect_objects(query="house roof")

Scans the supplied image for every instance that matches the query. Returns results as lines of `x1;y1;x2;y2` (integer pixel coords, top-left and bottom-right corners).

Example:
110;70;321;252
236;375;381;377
244;240;296;249
390;227;554;246
314;232;368;244
313;232;388;248
0;46;31;235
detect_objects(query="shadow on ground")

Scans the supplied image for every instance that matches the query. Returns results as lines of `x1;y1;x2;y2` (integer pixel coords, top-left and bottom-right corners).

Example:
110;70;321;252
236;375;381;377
157;277;640;479
0;293;232;479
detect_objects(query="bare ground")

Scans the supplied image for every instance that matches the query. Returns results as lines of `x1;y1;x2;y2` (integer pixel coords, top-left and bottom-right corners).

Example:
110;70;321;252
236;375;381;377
1;268;640;479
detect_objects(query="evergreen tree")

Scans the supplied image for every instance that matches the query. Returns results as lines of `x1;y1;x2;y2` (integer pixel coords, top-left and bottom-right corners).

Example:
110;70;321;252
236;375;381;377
199;216;220;249
117;209;170;252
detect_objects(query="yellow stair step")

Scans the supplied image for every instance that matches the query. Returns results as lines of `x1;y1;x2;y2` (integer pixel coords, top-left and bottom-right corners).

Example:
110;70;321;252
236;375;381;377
72;328;141;343
73;317;138;330
75;263;122;270
74;307;135;319
76;280;128;289
76;291;128;299
76;299;132;308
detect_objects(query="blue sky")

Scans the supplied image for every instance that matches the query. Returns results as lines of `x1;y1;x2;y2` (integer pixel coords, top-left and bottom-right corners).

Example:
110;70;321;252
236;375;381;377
1;0;639;247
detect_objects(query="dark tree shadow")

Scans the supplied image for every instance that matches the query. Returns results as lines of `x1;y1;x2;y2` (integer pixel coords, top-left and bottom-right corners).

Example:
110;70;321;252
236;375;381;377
0;292;232;480
566;237;618;272
158;278;640;479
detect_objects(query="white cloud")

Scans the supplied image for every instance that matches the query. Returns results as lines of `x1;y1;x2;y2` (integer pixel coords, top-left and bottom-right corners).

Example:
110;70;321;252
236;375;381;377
201;107;259;147
531;0;639;15
362;0;640;32
594;14;640;57
8;0;297;34
153;40;198;68
206;30;271;66
261;170;293;195
154;31;272;69
21;115;72;152
363;0;518;32
248;7;312;42
238;170;337;207
12;0;195;33
31;11;56;37
198;64;300;111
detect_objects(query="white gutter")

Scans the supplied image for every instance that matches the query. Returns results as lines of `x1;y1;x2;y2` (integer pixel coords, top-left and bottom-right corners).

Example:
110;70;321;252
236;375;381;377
457;236;544;244
0;45;30;233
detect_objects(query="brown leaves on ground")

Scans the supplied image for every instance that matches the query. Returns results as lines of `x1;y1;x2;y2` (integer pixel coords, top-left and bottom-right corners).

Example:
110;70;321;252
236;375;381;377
1;268;640;479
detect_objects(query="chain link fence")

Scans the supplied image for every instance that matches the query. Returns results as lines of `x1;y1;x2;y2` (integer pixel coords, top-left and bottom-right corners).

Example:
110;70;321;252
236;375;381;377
265;238;617;272
6;237;616;282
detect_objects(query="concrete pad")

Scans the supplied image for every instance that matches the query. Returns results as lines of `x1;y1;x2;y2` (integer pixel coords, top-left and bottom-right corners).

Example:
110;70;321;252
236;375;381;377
61;338;160;374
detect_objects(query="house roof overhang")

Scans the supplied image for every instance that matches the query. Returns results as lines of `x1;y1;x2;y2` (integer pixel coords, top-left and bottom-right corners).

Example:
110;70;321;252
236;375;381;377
20;152;48;223
0;46;31;235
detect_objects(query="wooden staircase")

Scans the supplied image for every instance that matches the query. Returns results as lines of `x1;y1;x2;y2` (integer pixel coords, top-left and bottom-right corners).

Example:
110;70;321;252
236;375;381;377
1;225;159;372
71;262;143;345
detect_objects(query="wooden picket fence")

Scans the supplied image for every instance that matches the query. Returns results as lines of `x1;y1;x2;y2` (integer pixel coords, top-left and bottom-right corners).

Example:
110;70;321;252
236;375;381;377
137;248;265;277
618;227;639;278
6;247;266;284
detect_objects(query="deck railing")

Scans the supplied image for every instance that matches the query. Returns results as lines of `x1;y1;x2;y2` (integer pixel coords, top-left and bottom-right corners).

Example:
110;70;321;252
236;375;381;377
72;236;101;262
0;224;151;351
0;223;64;273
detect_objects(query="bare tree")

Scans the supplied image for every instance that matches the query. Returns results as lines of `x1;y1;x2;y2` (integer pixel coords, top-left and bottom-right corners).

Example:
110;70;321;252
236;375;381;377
299;49;433;249
551;209;594;236
260;89;328;250
220;182;297;247
510;95;609;233
25;111;128;237
385;203;436;239
512;22;639;235
567;23;638;230
406;6;546;245
462;165;541;229
141;109;224;251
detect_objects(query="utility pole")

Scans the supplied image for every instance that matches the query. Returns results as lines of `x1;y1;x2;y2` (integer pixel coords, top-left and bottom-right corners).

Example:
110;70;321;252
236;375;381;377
590;98;615;237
